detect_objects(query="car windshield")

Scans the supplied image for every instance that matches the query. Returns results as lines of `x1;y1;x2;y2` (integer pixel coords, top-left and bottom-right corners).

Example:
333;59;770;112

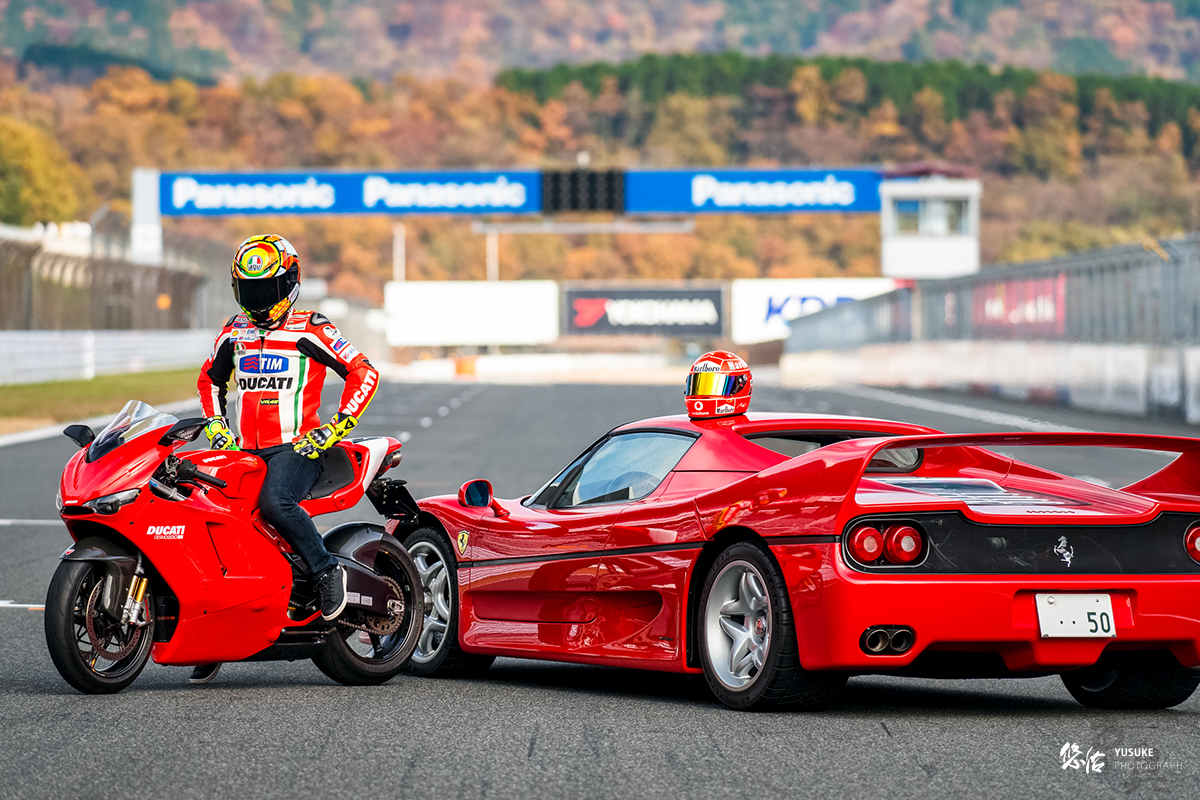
550;432;695;508
87;400;179;462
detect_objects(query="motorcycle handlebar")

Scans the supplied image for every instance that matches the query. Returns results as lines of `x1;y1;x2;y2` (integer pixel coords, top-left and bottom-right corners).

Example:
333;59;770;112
191;469;227;489
174;458;228;488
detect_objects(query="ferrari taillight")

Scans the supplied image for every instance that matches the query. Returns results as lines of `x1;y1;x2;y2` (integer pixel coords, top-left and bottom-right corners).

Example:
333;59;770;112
848;526;885;563
884;524;924;565
1185;524;1200;564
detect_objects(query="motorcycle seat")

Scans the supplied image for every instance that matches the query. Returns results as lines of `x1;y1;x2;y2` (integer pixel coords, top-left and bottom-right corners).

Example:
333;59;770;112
308;447;357;500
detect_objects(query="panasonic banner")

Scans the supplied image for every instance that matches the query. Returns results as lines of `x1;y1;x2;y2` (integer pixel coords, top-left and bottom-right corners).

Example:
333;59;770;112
623;169;881;215
159;170;542;216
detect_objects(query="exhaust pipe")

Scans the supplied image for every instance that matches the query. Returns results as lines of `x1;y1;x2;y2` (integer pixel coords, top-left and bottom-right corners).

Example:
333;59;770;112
887;627;914;653
863;628;891;653
860;625;915;655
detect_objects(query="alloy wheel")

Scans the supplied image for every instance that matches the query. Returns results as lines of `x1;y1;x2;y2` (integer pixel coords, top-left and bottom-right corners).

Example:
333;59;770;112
408;541;451;663
704;560;772;691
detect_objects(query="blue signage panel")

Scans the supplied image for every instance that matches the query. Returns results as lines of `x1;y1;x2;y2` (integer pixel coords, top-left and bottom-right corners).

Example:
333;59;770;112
624;169;881;214
160;171;542;216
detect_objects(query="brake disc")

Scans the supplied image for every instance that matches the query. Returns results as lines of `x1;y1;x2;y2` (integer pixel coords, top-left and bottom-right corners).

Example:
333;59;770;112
84;579;141;663
336;575;406;637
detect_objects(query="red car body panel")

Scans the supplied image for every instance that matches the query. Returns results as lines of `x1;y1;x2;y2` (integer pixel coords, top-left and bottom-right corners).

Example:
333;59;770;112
418;413;1200;676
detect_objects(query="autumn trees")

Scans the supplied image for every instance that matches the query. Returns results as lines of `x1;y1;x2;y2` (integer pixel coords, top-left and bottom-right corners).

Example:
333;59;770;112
3;53;1200;298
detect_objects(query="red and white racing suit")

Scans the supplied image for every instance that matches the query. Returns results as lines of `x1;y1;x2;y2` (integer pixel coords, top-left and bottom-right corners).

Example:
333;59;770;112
197;309;379;448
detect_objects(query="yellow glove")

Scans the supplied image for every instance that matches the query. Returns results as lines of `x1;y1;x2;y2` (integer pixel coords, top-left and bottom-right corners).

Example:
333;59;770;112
294;413;358;460
204;417;240;451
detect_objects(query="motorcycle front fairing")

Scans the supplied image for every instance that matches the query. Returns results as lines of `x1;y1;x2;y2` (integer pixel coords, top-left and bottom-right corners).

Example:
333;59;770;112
58;408;298;665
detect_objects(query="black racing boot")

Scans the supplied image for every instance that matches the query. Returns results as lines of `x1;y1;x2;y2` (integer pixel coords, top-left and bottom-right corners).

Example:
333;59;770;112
318;564;348;621
189;663;221;684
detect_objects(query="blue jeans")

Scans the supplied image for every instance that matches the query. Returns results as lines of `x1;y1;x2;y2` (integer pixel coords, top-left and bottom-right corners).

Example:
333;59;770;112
253;445;335;575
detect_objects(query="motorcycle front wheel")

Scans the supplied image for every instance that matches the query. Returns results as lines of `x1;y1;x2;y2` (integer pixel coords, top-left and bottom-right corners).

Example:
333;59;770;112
312;537;422;685
44;560;154;694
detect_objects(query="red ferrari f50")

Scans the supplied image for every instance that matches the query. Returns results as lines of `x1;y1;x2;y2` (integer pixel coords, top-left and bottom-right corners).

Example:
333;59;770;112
388;412;1200;711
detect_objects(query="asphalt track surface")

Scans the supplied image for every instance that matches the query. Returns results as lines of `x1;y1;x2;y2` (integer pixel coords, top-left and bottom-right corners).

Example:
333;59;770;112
1;380;1198;800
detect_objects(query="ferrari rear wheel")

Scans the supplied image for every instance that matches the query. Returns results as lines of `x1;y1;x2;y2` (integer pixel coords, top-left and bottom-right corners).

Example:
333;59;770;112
402;527;494;678
698;541;845;711
1062;662;1200;709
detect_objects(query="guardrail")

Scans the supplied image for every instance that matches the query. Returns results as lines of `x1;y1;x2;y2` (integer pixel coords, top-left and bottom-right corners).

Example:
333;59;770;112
787;237;1200;351
0;330;214;385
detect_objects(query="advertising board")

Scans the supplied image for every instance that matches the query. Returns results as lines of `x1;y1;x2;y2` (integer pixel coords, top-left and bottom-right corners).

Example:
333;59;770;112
384;281;559;347
564;286;724;337
731;278;898;344
624;169;881;215
160;171;542;216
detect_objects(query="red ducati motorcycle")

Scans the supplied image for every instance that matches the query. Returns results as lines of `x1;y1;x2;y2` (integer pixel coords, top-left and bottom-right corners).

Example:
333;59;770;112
45;400;424;694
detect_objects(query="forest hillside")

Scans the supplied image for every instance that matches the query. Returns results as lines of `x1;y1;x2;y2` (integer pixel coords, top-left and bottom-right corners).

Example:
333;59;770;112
2;50;1198;301
12;1;1200;84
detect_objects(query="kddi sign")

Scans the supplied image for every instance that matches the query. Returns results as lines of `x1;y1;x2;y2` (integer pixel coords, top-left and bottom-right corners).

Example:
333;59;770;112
565;287;724;337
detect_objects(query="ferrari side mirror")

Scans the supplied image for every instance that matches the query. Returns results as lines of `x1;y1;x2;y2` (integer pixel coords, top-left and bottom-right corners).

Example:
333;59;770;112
460;479;492;508
458;479;510;518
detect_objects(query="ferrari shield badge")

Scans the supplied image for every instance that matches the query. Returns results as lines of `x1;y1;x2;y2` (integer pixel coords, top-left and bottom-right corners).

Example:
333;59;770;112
456;530;469;556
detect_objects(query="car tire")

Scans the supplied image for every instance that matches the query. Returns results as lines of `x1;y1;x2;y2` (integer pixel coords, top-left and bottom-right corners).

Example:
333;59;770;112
1061;663;1200;709
698;540;845;711
403;526;494;678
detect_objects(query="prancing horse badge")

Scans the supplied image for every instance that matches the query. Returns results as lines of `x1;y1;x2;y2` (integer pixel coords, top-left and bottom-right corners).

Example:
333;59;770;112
457;530;469;556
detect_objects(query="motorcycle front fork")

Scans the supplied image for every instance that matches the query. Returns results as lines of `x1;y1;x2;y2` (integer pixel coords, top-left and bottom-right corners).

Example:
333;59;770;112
121;575;151;627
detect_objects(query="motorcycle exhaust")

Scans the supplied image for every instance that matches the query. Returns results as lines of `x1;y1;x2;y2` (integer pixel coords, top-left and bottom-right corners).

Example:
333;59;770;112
860;625;916;655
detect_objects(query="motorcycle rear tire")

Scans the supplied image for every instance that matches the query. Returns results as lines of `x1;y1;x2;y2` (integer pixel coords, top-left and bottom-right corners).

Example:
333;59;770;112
44;560;154;694
312;537;422;685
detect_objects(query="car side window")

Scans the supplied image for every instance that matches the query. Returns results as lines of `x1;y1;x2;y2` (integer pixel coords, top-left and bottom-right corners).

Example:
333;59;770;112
553;432;695;508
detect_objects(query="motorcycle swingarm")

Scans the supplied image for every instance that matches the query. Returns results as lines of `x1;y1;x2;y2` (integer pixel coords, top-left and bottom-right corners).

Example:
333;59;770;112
320;521;405;616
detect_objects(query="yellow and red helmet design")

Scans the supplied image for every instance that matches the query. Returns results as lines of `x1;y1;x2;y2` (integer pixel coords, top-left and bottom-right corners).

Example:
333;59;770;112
685;350;752;419
231;234;301;328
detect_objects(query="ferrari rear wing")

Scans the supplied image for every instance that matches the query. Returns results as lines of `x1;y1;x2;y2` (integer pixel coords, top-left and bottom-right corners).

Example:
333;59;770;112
847;431;1200;499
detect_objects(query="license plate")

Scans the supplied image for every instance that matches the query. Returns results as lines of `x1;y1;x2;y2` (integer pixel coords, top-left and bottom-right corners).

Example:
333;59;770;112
1035;593;1116;638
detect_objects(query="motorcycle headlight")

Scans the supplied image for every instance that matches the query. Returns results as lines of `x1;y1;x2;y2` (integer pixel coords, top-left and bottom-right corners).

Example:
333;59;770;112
55;489;63;514
82;488;141;515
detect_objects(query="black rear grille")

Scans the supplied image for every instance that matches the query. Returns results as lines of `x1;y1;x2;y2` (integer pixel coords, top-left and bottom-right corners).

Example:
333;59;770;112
844;512;1200;574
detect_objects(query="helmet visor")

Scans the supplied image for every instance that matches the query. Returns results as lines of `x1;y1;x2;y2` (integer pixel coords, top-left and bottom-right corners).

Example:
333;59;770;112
686;372;748;397
233;274;290;313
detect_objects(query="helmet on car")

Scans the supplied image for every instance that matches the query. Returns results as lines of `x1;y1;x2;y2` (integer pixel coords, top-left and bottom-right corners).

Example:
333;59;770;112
231;234;301;329
685;350;752;419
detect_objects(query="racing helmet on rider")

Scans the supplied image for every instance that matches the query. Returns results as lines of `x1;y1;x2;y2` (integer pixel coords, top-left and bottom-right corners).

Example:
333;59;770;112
685;350;752;419
231;234;301;329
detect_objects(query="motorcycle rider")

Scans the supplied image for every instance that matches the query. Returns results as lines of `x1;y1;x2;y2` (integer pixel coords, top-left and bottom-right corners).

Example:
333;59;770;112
190;234;380;684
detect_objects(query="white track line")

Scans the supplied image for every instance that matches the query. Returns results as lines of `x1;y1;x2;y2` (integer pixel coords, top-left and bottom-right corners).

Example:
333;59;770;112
0;519;61;527
830;386;1089;433
0;602;44;610
0;400;202;449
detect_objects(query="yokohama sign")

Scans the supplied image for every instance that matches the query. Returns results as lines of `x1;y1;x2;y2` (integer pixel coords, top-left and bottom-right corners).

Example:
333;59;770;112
565;287;725;336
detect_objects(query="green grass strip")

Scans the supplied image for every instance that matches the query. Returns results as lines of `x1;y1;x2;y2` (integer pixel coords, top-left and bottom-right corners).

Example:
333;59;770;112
0;369;202;423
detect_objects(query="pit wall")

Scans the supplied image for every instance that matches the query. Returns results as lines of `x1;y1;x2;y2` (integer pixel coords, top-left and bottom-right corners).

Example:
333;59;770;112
780;341;1200;424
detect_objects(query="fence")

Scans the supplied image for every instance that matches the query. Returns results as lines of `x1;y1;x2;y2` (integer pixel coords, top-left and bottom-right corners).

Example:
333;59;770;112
786;237;1200;352
0;240;206;331
0;330;215;385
